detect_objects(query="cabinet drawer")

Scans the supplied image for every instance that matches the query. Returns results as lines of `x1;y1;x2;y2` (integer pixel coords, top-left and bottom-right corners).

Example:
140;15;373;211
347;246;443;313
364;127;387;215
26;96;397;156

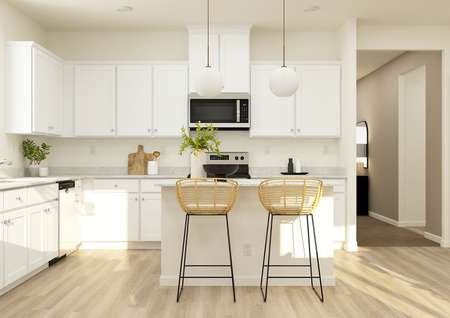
28;184;58;205
4;189;28;211
140;180;162;193
93;179;139;193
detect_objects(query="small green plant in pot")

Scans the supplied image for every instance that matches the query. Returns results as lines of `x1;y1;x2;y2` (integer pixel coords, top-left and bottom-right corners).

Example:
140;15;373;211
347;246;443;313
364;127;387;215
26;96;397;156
179;122;221;178
22;139;51;177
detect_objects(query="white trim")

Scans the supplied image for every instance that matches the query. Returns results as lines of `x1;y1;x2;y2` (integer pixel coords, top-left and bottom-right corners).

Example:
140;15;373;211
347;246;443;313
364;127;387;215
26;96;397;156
65;60;189;65
0;264;48;296
369;211;399;226
369;211;425;227
251;60;341;66
423;232;442;244
160;275;336;287
441;240;450;248
79;241;161;250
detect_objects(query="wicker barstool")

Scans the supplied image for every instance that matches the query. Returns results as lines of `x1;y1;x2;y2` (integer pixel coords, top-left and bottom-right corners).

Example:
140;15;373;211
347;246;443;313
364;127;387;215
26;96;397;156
175;178;239;302
258;178;324;302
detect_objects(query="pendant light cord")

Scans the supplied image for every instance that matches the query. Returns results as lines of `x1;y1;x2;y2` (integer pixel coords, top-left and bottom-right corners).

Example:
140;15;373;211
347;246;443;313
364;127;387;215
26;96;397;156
282;0;286;67
206;0;211;68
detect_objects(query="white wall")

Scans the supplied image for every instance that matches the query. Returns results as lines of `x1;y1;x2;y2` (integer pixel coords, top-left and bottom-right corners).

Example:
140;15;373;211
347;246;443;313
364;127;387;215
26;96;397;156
338;19;358;251
358;25;450;247
43;30;343;170
0;1;47;177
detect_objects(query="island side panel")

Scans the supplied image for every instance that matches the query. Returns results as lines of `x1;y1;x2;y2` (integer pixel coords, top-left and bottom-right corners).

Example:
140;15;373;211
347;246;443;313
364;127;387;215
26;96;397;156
161;186;335;286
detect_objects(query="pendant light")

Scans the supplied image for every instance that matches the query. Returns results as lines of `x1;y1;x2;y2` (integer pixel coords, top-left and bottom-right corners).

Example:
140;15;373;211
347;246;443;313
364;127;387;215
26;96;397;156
269;0;299;97
196;0;223;97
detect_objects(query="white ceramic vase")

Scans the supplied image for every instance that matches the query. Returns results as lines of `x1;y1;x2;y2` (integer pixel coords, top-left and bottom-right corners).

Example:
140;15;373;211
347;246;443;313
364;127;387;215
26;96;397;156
39;167;49;177
190;152;206;178
29;164;39;177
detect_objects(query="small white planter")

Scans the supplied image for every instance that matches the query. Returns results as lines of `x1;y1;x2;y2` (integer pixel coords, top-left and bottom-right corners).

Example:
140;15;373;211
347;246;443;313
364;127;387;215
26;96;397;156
29;165;39;177
190;153;206;178
39;167;49;177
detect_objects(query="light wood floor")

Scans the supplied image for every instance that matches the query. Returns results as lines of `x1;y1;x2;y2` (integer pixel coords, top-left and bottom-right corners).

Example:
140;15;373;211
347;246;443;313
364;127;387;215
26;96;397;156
0;247;449;318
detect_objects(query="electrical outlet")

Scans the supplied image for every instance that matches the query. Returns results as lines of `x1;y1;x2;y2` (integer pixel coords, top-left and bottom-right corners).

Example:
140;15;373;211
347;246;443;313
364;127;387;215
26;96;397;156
243;244;252;256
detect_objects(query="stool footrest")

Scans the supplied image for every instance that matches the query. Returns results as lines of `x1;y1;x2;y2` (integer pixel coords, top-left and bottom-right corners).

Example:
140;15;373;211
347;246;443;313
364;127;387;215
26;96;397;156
180;276;233;279
185;264;231;267
263;264;310;267
268;276;321;279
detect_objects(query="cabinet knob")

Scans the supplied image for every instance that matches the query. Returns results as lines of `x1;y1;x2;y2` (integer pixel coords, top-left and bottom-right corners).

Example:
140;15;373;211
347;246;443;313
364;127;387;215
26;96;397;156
110;129;115;133
147;129;151;133
297;129;301;132
290;129;295;132
16;196;22;201
154;129;158;133
135;198;139;201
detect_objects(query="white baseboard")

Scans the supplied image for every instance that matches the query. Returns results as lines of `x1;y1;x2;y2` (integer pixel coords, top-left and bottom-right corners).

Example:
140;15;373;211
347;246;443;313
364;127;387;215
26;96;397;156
80;241;161;250
441;240;450;248
344;240;359;252
160;275;336;287
368;211;425;227
369;211;399;226
0;264;48;297
423;232;442;244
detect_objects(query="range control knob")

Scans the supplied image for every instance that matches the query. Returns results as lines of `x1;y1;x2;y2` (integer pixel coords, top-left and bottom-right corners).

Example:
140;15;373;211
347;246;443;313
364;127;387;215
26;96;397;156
240;156;245;160
235;156;239;160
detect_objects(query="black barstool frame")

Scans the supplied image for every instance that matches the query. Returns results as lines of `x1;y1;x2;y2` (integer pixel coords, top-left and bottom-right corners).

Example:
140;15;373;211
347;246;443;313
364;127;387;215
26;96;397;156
176;213;236;302
260;212;324;302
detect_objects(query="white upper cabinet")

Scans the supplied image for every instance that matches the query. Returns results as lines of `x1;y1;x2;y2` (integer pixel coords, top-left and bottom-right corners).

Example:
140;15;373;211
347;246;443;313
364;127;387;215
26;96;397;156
250;63;341;138
295;64;341;137
220;32;250;92
153;65;188;137
74;65;116;136
188;32;220;92
188;26;251;93
117;65;153;137
250;65;296;137
6;42;63;136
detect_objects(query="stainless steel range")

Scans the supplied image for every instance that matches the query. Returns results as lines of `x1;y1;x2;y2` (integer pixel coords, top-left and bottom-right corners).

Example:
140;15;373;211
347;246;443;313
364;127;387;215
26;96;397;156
203;152;250;179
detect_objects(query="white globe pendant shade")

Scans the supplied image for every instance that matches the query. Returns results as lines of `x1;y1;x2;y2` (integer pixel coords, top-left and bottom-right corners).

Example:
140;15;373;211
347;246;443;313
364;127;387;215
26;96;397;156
269;66;299;97
196;67;224;97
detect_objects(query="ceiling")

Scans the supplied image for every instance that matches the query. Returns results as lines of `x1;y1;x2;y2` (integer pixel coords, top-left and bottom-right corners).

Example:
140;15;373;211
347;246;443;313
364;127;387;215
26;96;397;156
6;0;450;31
357;50;406;80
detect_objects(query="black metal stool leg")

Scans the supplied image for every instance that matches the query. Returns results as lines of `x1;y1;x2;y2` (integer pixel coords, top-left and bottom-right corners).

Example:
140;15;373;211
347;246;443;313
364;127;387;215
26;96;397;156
262;213;274;302
306;215;314;289
225;214;236;302
260;212;271;290
177;214;189;302
181;214;191;291
311;215;324;302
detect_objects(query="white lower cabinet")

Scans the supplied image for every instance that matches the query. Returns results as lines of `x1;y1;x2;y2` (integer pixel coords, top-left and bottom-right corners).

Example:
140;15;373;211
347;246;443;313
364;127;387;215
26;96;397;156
2;203;59;288
28;206;46;272
82;179;161;243
140;193;161;241
3;209;28;286
45;204;59;260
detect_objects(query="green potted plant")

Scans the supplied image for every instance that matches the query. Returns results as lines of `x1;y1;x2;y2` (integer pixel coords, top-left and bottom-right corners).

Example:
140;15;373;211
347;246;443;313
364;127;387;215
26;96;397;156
179;122;221;177
22;139;51;177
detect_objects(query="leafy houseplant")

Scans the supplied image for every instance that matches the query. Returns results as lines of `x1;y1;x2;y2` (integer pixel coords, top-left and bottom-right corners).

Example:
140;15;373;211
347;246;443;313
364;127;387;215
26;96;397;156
22;139;51;177
179;122;221;177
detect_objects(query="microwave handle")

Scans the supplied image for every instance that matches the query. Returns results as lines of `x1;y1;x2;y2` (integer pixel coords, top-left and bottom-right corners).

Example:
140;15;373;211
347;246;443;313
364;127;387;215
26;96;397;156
236;100;240;123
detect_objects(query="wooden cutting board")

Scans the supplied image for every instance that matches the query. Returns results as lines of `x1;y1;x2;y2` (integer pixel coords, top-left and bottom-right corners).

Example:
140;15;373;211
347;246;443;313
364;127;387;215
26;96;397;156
128;145;160;175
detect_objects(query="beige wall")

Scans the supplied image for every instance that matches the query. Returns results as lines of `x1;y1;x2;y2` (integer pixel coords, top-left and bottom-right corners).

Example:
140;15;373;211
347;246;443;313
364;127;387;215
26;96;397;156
46;30;341;61
357;51;442;236
0;1;47;177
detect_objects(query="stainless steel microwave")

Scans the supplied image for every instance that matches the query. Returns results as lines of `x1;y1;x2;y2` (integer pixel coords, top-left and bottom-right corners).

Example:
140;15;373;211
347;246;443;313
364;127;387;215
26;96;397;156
188;93;250;130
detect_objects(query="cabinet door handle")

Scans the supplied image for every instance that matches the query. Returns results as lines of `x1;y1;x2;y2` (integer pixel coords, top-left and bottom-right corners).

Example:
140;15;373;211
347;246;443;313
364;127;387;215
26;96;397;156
16;196;22;201
154;129;158;133
110;129;115;133
147;129;152;133
134;198;139;201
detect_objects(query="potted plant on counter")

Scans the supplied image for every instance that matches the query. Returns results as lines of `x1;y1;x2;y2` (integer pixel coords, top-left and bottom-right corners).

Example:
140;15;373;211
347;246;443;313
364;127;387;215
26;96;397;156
179;122;221;178
22;139;51;177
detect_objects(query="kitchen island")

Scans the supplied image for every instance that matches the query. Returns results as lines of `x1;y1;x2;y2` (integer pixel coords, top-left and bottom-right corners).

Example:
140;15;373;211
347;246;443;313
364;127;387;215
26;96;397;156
158;178;346;286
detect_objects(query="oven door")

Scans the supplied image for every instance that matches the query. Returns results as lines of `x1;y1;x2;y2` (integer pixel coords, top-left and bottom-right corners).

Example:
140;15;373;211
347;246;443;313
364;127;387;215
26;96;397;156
189;99;250;128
